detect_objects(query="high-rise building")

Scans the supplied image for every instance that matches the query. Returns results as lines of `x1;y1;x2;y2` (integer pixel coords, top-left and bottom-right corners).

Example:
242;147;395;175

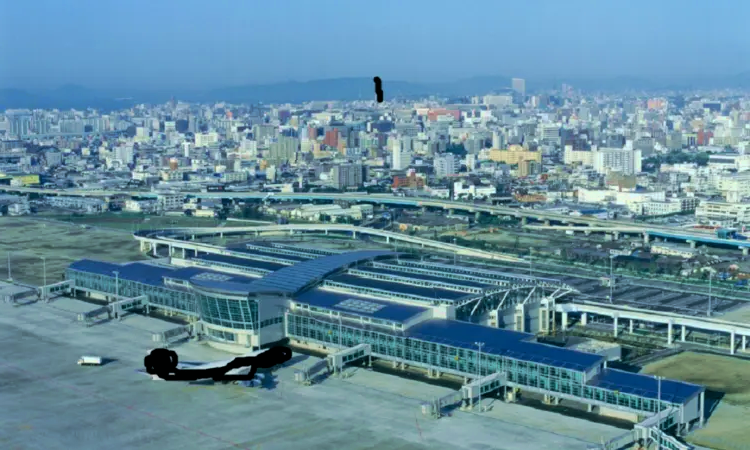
512;78;526;97
268;136;299;165
392;137;413;171
331;164;365;190
593;148;642;175
434;153;460;178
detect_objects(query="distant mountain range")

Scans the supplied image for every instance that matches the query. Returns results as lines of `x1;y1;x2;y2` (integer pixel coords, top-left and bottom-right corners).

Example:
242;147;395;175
3;74;750;111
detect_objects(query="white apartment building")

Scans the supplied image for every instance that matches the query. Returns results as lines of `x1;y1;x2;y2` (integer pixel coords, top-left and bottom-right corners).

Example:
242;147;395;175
453;181;496;200
47;196;106;213
716;172;750;203
434;153;460;178
592;147;642;175
564;146;594;166
124;199;158;214
195;132;220;148
696;201;750;226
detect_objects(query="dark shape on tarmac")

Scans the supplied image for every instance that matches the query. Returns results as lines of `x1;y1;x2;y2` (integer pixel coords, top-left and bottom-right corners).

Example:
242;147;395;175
143;345;292;382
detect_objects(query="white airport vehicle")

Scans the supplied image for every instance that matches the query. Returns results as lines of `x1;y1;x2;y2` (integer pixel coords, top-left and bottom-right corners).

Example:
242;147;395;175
77;356;103;366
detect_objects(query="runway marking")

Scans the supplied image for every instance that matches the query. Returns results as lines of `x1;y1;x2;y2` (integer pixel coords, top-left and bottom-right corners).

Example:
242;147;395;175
0;358;255;450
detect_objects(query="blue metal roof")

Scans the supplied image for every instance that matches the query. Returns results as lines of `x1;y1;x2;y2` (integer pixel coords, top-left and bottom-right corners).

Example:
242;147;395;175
246;250;400;295
294;289;428;323
405;319;604;372
356;267;491;289
67;259;176;287
587;368;704;404
195;253;287;271
328;274;470;301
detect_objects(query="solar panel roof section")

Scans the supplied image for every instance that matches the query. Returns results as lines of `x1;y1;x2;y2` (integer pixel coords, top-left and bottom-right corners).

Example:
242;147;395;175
587;369;704;404
328;274;470;301
356;267;491;289
294;288;428;323
195;253;287;271
246;250;400;295
68;259;176;287
405;319;604;372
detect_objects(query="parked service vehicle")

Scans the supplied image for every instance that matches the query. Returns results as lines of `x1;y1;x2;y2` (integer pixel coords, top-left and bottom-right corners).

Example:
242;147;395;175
77;356;103;366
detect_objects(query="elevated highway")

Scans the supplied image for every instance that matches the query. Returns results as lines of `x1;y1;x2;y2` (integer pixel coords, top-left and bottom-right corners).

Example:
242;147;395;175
6;186;749;251
133;223;525;263
557;300;750;355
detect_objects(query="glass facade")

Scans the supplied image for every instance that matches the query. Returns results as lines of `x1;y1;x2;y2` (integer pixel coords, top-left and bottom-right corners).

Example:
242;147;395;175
66;268;197;313
195;291;257;330
287;312;678;417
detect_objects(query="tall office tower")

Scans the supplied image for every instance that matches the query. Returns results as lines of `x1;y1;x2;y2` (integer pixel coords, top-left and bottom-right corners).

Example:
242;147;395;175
331;163;365;190
512;78;526;97
434;153;460;178
253;124;279;144
492;130;506;150
6;110;32;138
268;136;299;165
391;136;413;171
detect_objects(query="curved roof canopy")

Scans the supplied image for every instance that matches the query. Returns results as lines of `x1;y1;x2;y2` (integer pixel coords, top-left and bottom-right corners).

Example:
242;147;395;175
246;250;399;295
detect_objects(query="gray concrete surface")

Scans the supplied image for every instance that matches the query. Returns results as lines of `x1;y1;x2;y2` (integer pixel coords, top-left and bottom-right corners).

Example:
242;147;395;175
0;297;626;450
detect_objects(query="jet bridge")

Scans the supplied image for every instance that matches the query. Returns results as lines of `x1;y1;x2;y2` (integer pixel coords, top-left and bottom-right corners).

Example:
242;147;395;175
76;295;149;326
152;324;194;347
422;372;507;418
295;344;373;385
326;343;372;375
78;306;111;326
589;407;691;450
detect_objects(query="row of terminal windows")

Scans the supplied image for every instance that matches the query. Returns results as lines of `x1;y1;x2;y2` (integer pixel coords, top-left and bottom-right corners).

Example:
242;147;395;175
207;328;237;342
287;314;676;414
260;316;283;328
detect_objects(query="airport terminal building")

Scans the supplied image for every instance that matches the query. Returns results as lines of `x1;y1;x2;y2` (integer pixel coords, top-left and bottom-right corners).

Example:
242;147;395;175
64;240;705;440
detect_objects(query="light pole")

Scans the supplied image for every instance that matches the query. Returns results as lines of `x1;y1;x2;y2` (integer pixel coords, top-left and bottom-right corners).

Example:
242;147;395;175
656;375;662;450
7;251;11;281
609;255;615;304
41;256;47;302
453;238;457;265
474;341;484;412
708;272;713;317
529;247;533;277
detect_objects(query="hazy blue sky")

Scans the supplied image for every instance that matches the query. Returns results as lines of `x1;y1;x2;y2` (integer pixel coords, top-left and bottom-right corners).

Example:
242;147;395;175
1;0;749;90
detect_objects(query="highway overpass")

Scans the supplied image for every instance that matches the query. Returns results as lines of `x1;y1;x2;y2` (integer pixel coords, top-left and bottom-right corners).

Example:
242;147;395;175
557;300;750;355
133;223;525;263
6;186;750;251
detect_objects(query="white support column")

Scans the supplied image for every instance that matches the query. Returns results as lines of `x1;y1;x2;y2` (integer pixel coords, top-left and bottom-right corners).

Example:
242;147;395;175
730;330;736;355
561;312;568;331
613;314;619;338
152;243;158;257
681;325;686;342
699;391;705;428
668;321;673;346
581;312;588;326
629;319;634;334
743;335;747;351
